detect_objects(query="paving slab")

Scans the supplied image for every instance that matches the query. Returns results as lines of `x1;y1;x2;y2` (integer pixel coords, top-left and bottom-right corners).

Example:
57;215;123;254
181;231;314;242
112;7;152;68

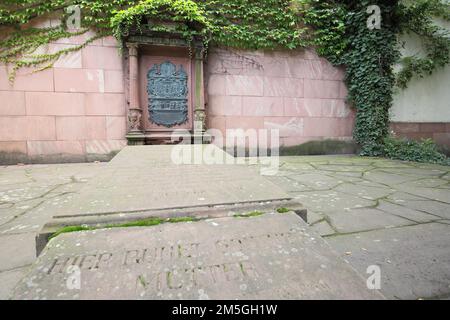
51;146;291;219
0;233;36;272
12;213;382;300
326;223;450;299
326;208;414;234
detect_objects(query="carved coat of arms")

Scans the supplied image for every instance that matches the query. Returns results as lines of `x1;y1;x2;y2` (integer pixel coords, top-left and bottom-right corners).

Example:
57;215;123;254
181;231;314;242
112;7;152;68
147;61;188;127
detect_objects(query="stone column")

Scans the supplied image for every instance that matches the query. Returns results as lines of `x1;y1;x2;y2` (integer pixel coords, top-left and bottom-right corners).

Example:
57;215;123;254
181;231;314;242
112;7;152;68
194;45;206;136
125;42;145;145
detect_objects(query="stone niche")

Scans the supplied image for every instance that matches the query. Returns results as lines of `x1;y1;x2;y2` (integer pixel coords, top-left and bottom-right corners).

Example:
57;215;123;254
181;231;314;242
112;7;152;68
123;20;206;145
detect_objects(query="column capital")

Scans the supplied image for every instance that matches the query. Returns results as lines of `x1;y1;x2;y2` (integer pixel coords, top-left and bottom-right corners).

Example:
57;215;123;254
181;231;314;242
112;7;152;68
126;43;139;57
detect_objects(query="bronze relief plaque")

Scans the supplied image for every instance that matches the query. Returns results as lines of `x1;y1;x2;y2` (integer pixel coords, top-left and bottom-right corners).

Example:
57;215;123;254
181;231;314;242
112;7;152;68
147;61;188;127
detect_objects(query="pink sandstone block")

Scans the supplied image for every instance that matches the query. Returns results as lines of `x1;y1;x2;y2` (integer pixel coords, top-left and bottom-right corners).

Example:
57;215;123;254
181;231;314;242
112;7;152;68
0;141;27;154
26;117;56;141
208;96;242;116
207;116;226;134
27;141;84;156
226;75;263;96
420;123;447;133
0;92;26;115
54;69;105;93
56;117;88;140
208;51;263;76
318;99;350;118
106;116;126;140
49;44;82;69
54;30;102;46
85;117;107;140
303;117;351;137
102;36;120;47
304;79;340;99
0;67;54;92
0;117;28;141
263;56;290;77
242;97;283;116
284;98;324;117
207;75;226;95
263;77;303;98
82;46;122;70
85;93;126;116
26;92;85;116
288;59;323;79
446;123;450;132
319;59;345;81
433;133;450;147
85;140;127;155
339;83;349;99
225;116;264;130
392;123;420;134
263;117;305;137
104;70;124;93
281;136;315;147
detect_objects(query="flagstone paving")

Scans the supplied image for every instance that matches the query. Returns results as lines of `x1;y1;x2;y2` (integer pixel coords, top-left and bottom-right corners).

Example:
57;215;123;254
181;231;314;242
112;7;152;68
0;155;449;299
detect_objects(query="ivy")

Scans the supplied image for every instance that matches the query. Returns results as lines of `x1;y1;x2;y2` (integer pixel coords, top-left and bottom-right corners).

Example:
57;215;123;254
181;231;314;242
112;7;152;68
396;0;450;88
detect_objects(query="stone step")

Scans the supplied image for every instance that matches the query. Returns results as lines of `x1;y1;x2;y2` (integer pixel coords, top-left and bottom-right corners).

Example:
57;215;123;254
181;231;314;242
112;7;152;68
12;213;384;300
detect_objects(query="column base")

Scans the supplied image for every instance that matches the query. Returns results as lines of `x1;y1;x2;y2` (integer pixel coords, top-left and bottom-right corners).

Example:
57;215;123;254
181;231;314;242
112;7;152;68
126;132;146;146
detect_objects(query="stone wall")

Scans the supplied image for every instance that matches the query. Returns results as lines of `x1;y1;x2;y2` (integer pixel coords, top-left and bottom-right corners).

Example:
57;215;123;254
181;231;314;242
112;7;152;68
390;122;450;155
0;31;355;163
0;29;127;164
206;48;354;147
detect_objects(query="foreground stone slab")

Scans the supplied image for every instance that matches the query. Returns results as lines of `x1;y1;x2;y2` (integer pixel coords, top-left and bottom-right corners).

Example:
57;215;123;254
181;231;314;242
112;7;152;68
13;213;382;299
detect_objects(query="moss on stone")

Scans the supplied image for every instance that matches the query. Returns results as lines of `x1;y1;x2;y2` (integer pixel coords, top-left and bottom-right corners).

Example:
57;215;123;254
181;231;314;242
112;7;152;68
280;140;359;156
233;211;264;218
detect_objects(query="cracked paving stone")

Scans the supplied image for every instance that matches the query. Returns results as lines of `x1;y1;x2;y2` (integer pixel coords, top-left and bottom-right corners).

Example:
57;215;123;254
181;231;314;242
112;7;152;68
364;170;422;185
371;160;415;168
326;208;414;234
0;266;30;300
394;185;450;204
311;220;335;236
289;173;344;190
264;175;312;192
292;190;376;212
396;200;450;220
335;183;394;200
315;164;373;173
0;198;43;227
387;191;429;202
306;210;324;225
380;167;446;177
0;192;77;234
401;178;448;188
326;223;450;300
377;200;440;223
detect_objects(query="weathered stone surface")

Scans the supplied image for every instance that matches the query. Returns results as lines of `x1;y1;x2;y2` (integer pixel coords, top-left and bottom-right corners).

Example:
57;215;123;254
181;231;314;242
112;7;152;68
52;146;290;218
0;267;29;299
12;213;381;300
327;223;450;300
327;208;413;234
0;233;36;271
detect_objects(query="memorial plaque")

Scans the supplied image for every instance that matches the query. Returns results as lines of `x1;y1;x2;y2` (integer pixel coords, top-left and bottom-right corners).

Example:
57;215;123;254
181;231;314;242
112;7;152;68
147;61;188;127
13;213;382;299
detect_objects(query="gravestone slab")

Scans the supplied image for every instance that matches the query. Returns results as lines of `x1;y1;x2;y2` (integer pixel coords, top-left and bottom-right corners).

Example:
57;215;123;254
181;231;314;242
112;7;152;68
52;145;290;218
13;213;383;299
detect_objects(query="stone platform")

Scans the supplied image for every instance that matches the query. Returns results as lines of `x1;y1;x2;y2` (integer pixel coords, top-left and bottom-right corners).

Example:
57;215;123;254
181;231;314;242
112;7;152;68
12;213;382;299
36;145;303;254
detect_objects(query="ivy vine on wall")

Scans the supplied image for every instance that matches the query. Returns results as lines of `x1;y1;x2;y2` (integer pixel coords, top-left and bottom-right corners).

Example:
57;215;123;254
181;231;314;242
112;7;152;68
0;0;449;159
